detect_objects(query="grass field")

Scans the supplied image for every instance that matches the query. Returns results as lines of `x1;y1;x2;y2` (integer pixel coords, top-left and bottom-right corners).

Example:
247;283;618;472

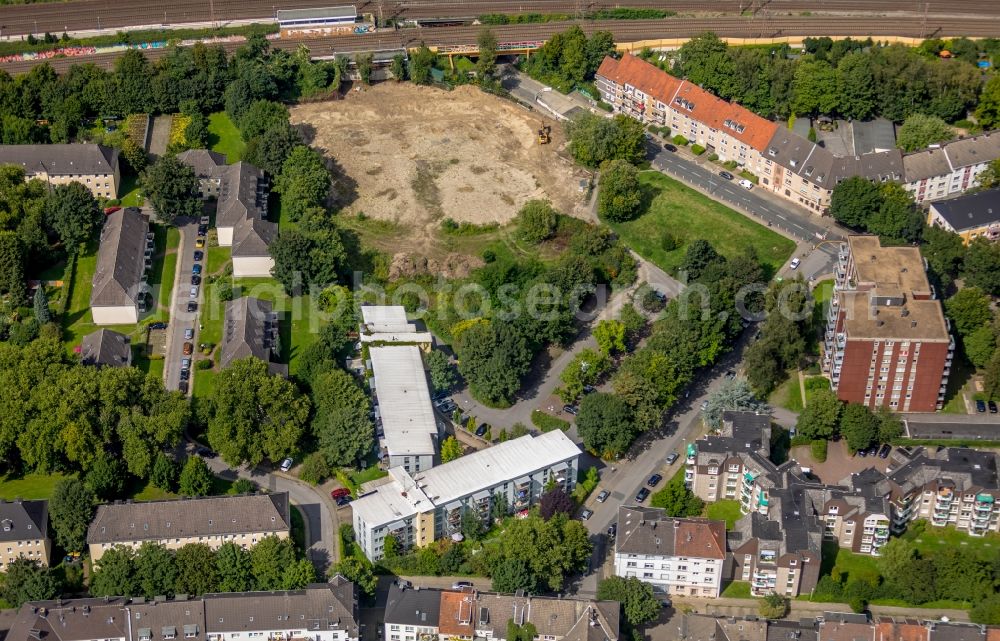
901;523;1000;560
208;112;245;162
0;472;74;499
62;241;100;347
819;541;880;582
147;225;179;323
607;171;796;278
119;172;144;208
721;581;752;598
770;373;804;413
705;499;743;529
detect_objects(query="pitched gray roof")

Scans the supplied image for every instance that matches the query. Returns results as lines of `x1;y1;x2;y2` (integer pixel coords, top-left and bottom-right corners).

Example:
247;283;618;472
0;499;48;543
929;188;1000;232
220;297;277;370
90;208;149;308
80;329;131;368
764;130;902;189
384;583;442;628
939;131;1000;169
217;162;268;229
903;147;952;182
176;149;227;179
0;144;118;177
204;578;358;635
231;216;277;258
86;492;290;545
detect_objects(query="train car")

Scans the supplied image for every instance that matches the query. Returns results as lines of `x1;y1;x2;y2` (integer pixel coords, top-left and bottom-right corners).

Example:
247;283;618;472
276;6;358;29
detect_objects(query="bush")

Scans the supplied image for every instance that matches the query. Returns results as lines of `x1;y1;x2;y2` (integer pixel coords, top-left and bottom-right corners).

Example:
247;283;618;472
810;439;828;462
672;135;688;146
232;478;256;494
196;359;213;370
660;232;679;252
690;144;706;155
707;153;719;162
571;467;600;503
739;170;759;184
531;410;570;433
298;452;331;485
807;127;817;142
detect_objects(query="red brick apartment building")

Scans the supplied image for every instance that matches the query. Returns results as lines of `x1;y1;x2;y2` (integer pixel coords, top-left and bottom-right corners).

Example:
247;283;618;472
823;236;954;412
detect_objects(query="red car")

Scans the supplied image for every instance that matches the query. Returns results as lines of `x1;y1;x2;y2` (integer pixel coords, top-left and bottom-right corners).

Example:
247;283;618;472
331;488;351;500
103;206;121;215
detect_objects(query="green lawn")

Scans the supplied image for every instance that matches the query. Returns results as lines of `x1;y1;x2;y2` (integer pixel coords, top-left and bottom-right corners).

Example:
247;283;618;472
131;480;178;501
721;581;752;598
208;112;245;162
819;541;880;583
770;373;804;413
0;472;74;499
62;241;99;348
901;523;1000;561
338;464;388;494
146;225;179;323
134;352;165;379
206;245;229;277
291;506;306;553
607;171;796;278
119;172;144;207
705;499;743;528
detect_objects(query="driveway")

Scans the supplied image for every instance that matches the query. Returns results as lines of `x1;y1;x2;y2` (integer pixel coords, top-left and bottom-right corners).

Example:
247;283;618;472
789;439;892;484
163;216;200;393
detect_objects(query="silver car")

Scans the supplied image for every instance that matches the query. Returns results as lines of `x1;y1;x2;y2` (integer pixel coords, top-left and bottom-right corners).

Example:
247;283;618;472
189;285;199;298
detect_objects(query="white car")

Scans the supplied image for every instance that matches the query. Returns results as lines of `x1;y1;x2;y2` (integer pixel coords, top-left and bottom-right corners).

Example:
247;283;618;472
279;458;294;472
790;257;801;270
189;285;199;298
738;179;754;190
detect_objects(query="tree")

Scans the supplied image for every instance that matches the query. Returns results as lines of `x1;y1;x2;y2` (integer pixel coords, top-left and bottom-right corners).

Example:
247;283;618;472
151;452;179;492
270;226;347;293
679;239;722;282
597;160;642;222
281;558;316;589
45;182;100;253
390;53;407;81
977;158;1000;190
238;99;289;140
426;349;456;393
835;52;876;120
702;378;769;429
796;388;842;440
457;322;532;406
839;403;878;452
250;535;295;590
461;509;484;541
677;33;736;99
409;45;436;85
32;284;51;324
0;558;60;607
896;113;955;152
921;224;965;281
492;558;535;593
476;28;498;80
559;348;611;403
334;556;377;596
650;472;703;517
575;392;636;458
792;60;839;115
440;436;463;463
945;287;993;337
870;183;922;244
275;145;330;221
484;514;591;592
311;368;372;466
830;176;881;229
356;53;374;85
243;124;303;176
120;137;148;172
963;238;1000;296
597;576;660;628
539;487;576;520
299;451;331;485
208;357;311;467
875;407;903;444
174;543;219;596
91;546;138;597
972;595;1000;625
135;542;179;598
178;455;214;496
0;231;25;303
594;319;626;355
759;593;788;619
233;478;256;494
516;199;558;244
49;478;95;552
566;113;646;168
985;350;1000;403
140;155;202;225
185;112;209;149
216;542;253;592
85;454;126;500
975;75;1000;130
965;325;997;368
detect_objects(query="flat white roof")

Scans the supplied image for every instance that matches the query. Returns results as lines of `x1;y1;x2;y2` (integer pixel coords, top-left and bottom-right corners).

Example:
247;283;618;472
360;331;433;345
361;305;414;334
353;431;582;527
370;346;437;457
276;6;357;21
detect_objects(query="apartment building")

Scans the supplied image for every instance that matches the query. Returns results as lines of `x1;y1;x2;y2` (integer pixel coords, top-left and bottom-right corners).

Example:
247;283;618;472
927;187;1000;244
351;431;581;561
369;344;439;473
0;498;51;570
86;493;291;562
824;235;953;412
0;143;120;199
613;506;727;597
902;132;1000;203
383;582;619;641
90;207;152;325
80;329;132;368
4;577;359;641
819;479;892;556
220;297;287;377
177;149;228;198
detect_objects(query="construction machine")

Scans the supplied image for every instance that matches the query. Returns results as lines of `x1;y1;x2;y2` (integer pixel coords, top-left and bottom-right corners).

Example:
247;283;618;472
537;125;551;144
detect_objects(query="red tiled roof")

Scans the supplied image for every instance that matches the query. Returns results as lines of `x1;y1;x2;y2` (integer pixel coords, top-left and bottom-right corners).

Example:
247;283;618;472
438;592;475;637
673;519;726;560
596;53;779;153
876;621;929;641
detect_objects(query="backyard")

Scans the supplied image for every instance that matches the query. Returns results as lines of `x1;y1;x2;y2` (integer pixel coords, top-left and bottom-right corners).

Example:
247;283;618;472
208;112;245;162
0;472;74;499
607;171;796;277
705;499;743;529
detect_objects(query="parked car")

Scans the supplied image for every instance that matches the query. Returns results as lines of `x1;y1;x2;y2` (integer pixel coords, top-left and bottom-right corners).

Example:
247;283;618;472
607;523;617;537
738;179;754;190
193;250;204;261
857;447;868;457
196;447;214;458
596;489;610;503
181;358;191;371
635;487;650;502
431;391;448;402
647;473;663;487
583;385;596;394
331;488;351;500
192;264;202;274
187;301;197;313
195;238;205;249
452;581;473;590
865;445;880;457
178;381;189;394
990;401;998;414
179;369;190;381
197;225;208;236
149;322;167;330
200;216;210;225
700;400;709;411
790;257;801;270
437;401;456;414
190;286;199;298
336;495;352;507
663;143;677;152
580;509;594;521
719;171;734;180
666;452;679;465
279;458;294;472
475;423;489;437
191;274;201;285
563;404;579;415
183;342;193;355
184;328;194;340
878;444;892;459
977;399;987;413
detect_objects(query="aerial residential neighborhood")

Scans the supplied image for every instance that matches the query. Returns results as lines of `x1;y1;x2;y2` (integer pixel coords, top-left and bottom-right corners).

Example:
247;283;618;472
2;2;1000;641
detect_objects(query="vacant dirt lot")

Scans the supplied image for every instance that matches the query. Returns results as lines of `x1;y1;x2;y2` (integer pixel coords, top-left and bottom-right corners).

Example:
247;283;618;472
290;83;589;253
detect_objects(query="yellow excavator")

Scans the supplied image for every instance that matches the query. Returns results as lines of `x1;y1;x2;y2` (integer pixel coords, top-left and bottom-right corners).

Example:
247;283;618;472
537;125;551;144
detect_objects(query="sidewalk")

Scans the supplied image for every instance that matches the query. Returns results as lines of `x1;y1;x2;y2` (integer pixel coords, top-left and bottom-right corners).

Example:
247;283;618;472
669;595;970;622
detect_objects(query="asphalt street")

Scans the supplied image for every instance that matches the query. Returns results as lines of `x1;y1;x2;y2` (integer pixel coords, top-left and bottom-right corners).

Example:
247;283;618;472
162;216;199;394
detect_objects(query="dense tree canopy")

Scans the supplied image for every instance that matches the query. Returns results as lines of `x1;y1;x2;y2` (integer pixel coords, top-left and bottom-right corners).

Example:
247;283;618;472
896;113;955;152
566;113;646;168
457;321;533;406
44;182;100;254
480;514;591;592
48;478;95;552
516;199;558;244
575;392;635;458
311;368;373;466
597;160;642;222
140;155;202;225
597;576;661;628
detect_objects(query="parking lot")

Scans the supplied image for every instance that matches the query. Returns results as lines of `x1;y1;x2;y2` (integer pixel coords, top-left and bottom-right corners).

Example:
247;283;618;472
162;214;209;394
789;439;892;484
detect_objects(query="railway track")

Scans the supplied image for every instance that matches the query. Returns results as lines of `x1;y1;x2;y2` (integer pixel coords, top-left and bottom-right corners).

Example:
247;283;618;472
3;13;998;75
0;0;998;38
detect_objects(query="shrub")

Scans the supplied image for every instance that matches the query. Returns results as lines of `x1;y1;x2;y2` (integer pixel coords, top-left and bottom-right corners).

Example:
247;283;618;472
807;127;817;142
707;153;719;162
810;440;828;462
739;170;759;184
571;467;600;503
531;410;570;433
690;144;706;155
196;359;213;370
672;135;688;146
232;478;256;494
660;232;679;252
298;452;331;485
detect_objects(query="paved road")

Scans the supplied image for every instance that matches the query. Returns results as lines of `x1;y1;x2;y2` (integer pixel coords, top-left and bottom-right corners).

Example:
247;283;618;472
163;217;199;393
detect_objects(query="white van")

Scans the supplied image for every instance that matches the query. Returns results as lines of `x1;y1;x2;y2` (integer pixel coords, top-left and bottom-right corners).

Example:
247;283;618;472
738;179;754;190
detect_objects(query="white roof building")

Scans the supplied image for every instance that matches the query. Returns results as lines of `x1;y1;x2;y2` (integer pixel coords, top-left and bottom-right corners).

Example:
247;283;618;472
360;305;432;346
370;345;438;473
352;431;582;560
